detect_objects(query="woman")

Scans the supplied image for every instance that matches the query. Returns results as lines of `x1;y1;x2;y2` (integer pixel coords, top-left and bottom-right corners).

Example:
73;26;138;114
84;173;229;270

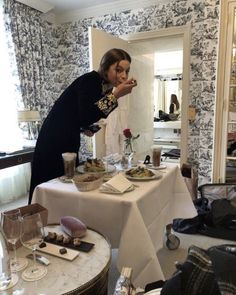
169;94;180;115
29;48;137;204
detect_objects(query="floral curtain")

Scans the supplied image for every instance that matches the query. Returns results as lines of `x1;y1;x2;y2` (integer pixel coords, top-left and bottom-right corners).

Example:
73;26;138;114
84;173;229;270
0;0;30;204
3;0;46;112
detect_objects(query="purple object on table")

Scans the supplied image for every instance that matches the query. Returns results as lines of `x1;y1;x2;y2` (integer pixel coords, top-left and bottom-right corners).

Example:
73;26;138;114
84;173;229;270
60;216;87;238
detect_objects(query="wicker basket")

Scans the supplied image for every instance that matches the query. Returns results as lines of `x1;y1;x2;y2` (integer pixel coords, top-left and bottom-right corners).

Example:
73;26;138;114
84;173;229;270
72;174;103;191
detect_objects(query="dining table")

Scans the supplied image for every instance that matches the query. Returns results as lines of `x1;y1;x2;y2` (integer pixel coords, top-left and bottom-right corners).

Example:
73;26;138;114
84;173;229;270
32;163;197;288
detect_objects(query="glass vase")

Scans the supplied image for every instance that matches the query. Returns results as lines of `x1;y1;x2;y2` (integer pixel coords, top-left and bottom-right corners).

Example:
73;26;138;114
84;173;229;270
123;142;133;156
122;141;134;169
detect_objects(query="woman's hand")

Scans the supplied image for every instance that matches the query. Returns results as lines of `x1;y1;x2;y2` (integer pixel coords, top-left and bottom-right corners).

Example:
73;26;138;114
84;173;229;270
112;78;137;99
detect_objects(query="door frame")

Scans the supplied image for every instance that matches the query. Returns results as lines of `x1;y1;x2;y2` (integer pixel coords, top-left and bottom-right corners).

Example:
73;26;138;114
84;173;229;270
213;0;236;182
122;25;191;165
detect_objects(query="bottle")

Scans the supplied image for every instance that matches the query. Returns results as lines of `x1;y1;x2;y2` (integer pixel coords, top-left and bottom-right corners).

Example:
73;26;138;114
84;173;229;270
0;227;11;291
114;267;132;295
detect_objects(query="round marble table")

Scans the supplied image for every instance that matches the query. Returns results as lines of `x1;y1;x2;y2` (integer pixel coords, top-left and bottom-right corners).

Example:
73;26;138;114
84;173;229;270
2;225;111;295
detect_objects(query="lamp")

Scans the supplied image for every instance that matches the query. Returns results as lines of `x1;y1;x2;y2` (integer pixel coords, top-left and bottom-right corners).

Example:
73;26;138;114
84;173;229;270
17;110;41;140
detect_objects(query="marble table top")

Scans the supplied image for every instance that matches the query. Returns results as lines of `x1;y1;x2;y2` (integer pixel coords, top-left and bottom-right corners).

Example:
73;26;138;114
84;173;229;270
2;225;111;295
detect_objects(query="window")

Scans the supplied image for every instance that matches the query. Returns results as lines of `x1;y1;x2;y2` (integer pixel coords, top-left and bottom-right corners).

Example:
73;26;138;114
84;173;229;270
0;0;30;203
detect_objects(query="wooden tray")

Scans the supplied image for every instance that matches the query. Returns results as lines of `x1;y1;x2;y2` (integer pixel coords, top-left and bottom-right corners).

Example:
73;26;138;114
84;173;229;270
37;242;79;261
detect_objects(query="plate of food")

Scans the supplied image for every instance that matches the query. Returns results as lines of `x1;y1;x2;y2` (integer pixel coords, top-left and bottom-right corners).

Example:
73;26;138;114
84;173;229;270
77;158;116;174
125;166;161;180
37;241;79;261
43;232;94;253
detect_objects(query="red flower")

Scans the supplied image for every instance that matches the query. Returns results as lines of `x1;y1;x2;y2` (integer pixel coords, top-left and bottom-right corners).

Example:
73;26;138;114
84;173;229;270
123;128;132;138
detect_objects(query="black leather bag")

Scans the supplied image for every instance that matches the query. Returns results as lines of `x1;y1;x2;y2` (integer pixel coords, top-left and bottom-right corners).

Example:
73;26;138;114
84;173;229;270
173;184;236;240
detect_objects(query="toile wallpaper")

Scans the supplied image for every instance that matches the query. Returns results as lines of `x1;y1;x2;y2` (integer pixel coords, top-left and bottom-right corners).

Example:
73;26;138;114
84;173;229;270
6;0;220;185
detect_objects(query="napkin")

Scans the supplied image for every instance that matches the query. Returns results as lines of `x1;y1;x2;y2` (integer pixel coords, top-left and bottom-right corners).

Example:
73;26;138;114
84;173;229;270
100;173;133;193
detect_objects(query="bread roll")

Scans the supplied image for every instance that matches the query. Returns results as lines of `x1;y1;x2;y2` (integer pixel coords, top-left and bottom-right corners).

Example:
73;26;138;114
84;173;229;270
60;216;87;238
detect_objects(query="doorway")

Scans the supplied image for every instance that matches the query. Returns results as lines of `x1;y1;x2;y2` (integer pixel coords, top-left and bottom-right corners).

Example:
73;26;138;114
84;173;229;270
89;25;190;164
123;25;190;165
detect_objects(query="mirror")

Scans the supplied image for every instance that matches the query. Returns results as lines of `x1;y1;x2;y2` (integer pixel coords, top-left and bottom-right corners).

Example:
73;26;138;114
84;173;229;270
154;78;182;120
153;49;183;121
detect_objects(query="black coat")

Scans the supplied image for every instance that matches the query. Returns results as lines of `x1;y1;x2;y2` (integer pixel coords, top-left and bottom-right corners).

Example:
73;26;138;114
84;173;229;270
29;71;113;203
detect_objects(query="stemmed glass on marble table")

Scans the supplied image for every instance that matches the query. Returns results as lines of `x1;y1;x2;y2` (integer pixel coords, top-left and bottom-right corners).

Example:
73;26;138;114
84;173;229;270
20;213;47;281
1;209;28;272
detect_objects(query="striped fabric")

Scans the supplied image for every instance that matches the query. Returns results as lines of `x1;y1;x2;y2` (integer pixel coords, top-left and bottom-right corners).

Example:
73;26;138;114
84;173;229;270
161;244;236;295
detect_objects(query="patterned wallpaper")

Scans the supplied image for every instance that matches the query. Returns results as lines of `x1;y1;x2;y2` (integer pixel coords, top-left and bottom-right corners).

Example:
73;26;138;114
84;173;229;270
37;0;220;185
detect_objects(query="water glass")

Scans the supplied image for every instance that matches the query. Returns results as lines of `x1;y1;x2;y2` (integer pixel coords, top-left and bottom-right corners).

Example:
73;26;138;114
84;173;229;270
20;213;47;281
1;209;28;272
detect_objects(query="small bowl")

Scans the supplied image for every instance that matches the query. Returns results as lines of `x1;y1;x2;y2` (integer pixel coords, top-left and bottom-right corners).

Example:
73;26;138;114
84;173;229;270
72;173;103;192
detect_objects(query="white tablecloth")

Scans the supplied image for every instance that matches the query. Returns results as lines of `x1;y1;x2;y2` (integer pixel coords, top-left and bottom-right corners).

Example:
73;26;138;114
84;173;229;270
32;164;197;287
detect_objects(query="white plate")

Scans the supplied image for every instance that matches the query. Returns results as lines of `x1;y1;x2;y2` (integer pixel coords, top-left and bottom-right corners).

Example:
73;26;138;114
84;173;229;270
59;176;73;183
145;288;162;295
99;184;135;194
77;164;116;174
147;164;167;170
125;172;162;181
37;242;79;261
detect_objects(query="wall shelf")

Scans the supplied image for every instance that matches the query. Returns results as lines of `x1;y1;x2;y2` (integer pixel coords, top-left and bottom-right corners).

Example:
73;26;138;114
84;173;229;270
153;121;181;129
153;137;180;143
226;156;236;160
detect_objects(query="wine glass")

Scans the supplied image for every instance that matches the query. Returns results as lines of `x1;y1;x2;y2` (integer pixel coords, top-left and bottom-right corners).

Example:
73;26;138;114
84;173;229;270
20;213;47;281
1;209;28;272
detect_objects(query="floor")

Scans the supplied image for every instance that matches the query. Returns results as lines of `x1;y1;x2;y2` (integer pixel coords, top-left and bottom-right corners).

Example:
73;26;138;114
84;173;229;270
1;196;236;294
0;195;28;212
